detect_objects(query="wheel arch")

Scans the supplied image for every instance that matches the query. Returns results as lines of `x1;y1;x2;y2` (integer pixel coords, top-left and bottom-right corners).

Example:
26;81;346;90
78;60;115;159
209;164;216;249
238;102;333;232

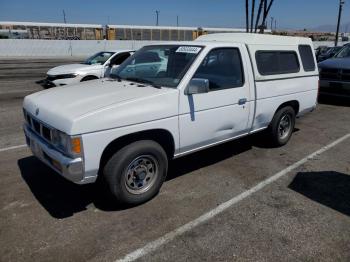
81;75;99;81
99;129;176;171
275;100;300;116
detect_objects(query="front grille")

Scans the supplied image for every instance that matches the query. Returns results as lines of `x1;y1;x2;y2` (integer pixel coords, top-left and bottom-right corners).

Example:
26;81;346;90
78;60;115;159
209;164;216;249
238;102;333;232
24;109;53;143
320;68;350;82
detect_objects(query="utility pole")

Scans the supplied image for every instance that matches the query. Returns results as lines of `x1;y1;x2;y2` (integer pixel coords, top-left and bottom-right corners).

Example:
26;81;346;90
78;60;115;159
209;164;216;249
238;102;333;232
270;17;274;32
155;10;160;26
275;19;277;31
62;9;67;24
177;15;179;27
335;0;345;46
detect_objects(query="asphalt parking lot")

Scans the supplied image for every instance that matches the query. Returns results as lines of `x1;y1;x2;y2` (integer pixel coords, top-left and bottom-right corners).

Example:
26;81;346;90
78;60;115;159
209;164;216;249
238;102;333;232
0;59;350;262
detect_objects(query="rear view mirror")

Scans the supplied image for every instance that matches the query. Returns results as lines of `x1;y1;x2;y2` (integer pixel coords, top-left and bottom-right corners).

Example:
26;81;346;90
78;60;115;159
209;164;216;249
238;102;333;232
185;78;209;95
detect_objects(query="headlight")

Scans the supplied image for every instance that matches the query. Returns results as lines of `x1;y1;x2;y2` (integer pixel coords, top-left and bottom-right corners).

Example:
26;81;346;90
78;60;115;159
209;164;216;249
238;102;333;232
52;129;82;157
50;73;78;80
60;73;78;79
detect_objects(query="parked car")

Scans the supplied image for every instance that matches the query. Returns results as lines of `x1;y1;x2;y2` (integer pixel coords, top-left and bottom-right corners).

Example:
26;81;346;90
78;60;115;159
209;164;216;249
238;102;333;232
315;45;329;60
318;43;350;97
317;46;343;62
39;50;134;88
23;33;318;205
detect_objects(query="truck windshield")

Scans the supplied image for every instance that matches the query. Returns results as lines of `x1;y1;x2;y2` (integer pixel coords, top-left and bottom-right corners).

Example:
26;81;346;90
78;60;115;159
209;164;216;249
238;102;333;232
83;52;115;65
110;45;203;88
334;45;350;58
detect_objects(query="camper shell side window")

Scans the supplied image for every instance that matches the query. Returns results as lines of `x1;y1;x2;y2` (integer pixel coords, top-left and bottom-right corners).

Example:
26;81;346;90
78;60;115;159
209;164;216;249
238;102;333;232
255;50;300;76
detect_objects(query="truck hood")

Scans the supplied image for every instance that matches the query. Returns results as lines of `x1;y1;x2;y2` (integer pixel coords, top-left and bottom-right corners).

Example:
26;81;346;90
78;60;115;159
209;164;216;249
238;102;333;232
23;79;179;134
318;58;350;70
47;64;103;75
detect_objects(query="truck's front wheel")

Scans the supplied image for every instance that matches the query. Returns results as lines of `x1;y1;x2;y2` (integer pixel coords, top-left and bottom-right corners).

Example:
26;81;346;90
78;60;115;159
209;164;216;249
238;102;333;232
268;106;296;147
103;140;168;205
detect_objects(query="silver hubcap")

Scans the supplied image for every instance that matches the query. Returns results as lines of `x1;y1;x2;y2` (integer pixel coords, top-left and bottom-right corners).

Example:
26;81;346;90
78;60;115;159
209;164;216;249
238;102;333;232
124;155;158;195
278;114;292;140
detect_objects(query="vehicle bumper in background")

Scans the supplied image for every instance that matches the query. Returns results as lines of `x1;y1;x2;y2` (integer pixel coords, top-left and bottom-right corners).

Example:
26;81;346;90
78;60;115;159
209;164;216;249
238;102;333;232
36;77;79;88
319;80;350;97
23;124;91;184
36;79;56;88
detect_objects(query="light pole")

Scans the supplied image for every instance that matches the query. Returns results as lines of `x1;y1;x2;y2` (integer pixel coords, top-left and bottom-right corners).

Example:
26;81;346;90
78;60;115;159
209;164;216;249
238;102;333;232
156;10;160;26
270;17;274;32
335;0;345;46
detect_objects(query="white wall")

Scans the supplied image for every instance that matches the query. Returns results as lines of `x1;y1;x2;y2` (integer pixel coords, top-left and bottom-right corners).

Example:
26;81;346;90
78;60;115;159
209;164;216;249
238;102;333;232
313;41;349;49
0;39;349;57
0;39;163;57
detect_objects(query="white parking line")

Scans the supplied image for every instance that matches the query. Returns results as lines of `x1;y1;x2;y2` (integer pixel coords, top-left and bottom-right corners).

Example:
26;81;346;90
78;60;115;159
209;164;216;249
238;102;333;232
0;144;27;152
116;133;350;262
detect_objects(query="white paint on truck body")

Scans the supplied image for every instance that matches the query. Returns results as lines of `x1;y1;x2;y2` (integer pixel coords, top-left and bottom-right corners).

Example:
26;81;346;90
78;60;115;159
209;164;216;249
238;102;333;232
23;33;318;184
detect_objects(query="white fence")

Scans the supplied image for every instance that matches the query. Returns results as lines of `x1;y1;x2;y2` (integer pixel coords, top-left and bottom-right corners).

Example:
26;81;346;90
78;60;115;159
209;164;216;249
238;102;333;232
0;39;162;58
313;41;349;48
0;39;349;58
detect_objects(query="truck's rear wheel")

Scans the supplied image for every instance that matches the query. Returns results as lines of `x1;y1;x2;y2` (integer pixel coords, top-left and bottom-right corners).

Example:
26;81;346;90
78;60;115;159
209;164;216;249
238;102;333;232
103;140;168;205
268;106;296;146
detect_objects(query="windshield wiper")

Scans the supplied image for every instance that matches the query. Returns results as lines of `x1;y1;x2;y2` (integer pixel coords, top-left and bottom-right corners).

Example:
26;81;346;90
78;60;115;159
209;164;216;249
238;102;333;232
125;77;161;89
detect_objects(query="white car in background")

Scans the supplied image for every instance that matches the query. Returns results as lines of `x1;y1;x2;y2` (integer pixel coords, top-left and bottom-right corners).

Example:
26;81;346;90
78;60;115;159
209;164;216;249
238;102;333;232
39;50;134;88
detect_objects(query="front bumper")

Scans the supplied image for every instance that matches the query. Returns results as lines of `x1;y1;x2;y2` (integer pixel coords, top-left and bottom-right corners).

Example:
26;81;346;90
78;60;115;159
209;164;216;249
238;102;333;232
319;80;350;97
36;79;56;88
23;124;85;184
36;77;80;88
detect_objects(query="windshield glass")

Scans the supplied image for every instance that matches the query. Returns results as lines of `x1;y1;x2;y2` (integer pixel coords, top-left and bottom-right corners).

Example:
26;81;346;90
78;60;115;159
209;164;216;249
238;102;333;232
83;52;115;65
334;45;350;58
110;45;203;88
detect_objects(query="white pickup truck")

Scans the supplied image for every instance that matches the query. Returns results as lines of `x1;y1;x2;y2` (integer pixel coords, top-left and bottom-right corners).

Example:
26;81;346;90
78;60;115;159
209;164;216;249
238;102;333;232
23;33;318;205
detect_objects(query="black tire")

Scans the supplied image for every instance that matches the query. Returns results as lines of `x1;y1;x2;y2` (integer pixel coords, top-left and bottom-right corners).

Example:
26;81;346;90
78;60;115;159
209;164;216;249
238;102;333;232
268;106;296;147
103;140;168;205
81;75;98;82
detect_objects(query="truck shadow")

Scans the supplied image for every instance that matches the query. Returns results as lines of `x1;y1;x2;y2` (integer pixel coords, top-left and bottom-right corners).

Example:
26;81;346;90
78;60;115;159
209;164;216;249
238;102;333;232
289;171;350;216
17;133;288;219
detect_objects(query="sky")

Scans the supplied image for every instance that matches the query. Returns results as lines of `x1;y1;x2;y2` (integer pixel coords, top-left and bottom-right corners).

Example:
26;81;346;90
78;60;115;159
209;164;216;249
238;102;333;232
0;0;349;30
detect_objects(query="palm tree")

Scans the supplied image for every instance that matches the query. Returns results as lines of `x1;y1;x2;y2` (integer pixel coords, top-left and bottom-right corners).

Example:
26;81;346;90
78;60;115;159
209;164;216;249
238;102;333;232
246;0;249;32
250;0;256;32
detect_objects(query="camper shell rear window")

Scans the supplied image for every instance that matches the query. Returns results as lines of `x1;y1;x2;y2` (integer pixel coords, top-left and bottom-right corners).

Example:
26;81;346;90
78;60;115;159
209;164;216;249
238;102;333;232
298;45;316;72
255;51;300;76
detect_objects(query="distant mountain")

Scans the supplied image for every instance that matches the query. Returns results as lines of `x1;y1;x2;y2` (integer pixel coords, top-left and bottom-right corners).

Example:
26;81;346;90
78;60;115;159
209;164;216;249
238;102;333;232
310;21;350;32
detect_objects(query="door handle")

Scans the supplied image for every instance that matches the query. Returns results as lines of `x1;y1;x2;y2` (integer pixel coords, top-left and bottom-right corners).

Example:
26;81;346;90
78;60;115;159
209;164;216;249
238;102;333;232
238;98;247;105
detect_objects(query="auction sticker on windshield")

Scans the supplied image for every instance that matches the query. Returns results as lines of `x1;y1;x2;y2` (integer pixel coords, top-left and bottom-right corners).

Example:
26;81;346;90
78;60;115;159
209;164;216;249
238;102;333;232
176;46;201;54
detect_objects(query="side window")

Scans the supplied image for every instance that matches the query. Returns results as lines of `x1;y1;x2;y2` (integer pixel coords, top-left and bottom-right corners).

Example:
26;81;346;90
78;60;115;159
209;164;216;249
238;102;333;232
256;51;300;75
193;48;244;91
298;45;316;71
110;52;131;66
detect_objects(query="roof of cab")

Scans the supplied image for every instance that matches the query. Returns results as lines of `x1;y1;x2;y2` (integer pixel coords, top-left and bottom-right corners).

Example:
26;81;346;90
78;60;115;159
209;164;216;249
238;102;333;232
196;33;313;46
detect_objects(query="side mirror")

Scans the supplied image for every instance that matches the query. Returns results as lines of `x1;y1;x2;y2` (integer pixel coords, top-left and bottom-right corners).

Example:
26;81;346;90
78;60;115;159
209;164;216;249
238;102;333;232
185;78;209;95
